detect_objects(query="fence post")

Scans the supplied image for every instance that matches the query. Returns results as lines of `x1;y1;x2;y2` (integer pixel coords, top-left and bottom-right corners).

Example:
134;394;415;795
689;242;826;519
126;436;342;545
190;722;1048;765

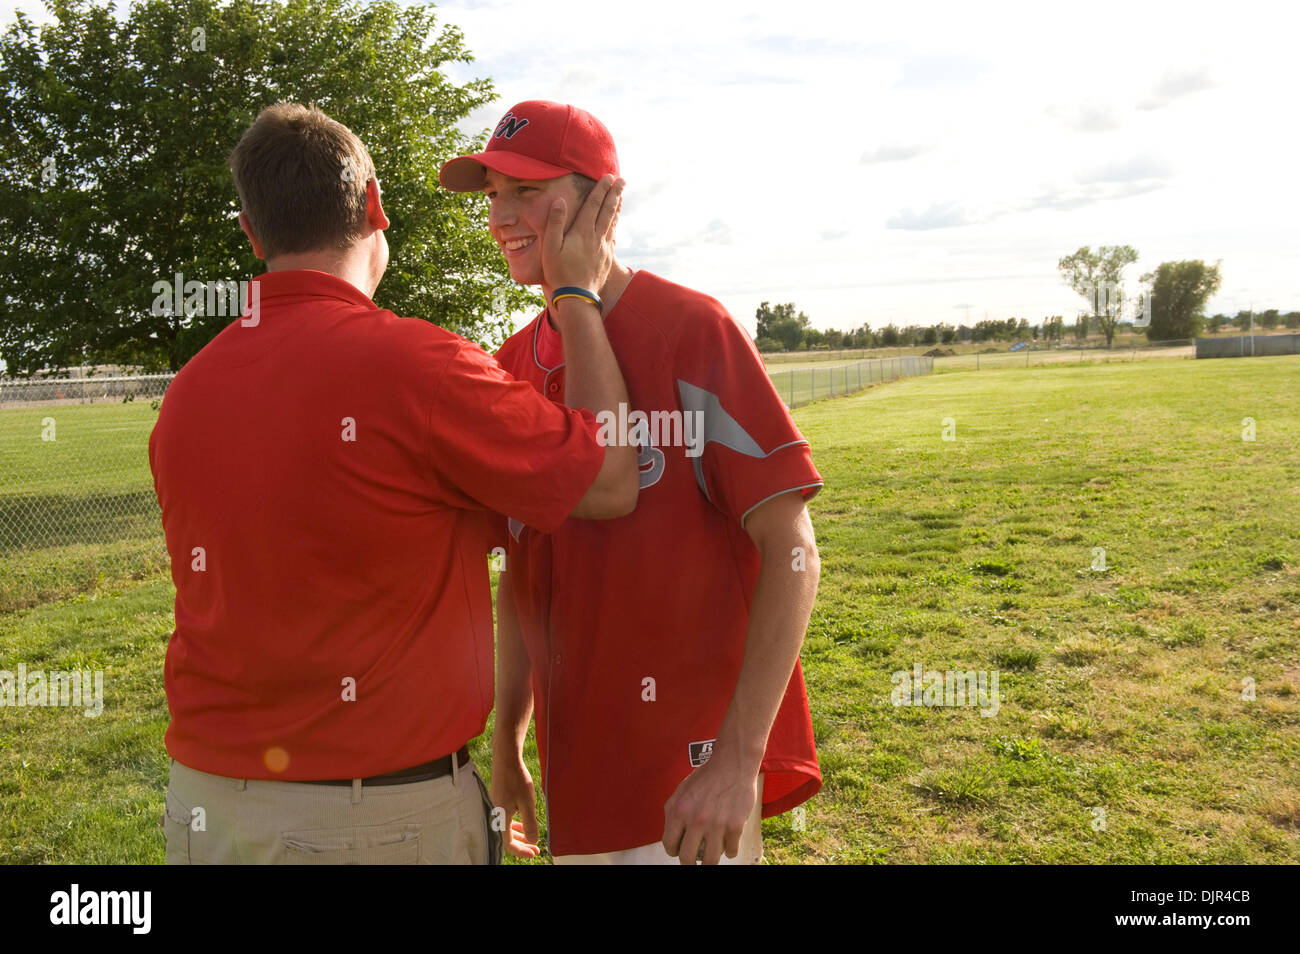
788;371;794;408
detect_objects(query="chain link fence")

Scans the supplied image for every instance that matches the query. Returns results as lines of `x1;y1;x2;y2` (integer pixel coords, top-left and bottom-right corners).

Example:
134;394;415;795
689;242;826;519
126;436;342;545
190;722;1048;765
768;355;934;409
2;356;934;610
1;375;174;610
927;338;1199;372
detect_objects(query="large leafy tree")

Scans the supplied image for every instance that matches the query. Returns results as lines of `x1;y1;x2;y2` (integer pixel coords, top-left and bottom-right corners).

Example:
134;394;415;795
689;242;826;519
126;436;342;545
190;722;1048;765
1140;260;1222;341
755;301;810;352
0;0;536;374
1057;245;1139;347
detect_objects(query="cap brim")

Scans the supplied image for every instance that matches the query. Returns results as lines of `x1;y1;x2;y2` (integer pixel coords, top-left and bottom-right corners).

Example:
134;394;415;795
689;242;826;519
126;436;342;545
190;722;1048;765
438;152;574;192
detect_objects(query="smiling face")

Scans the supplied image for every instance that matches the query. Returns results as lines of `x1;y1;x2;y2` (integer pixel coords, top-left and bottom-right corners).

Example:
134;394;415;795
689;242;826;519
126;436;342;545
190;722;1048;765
483;168;584;288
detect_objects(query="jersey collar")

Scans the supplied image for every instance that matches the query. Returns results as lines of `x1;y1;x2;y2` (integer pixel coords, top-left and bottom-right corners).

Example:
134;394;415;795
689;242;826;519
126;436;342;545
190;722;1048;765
532;269;640;373
249;269;379;311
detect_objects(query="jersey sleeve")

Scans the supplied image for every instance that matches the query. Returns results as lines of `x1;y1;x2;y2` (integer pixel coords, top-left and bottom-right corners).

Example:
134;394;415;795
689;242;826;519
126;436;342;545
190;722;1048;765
427;340;604;535
674;304;822;526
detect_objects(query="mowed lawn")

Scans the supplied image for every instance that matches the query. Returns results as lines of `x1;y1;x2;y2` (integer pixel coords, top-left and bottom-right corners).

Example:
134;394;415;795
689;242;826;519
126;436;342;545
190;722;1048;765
1;357;1298;863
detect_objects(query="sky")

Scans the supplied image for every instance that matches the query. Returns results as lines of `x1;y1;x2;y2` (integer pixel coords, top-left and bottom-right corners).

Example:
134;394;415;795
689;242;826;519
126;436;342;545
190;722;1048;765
6;0;1297;338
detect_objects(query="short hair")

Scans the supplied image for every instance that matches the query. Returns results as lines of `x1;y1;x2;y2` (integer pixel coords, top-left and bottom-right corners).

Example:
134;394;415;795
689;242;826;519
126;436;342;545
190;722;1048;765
569;172;597;202
228;103;377;259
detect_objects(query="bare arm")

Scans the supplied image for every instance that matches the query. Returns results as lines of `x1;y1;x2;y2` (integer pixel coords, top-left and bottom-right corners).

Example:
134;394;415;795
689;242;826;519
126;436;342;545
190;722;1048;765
493;570;533;759
542;175;638;519
714;493;819;765
559;296;637;519
490;569;540;858
662;490;819;864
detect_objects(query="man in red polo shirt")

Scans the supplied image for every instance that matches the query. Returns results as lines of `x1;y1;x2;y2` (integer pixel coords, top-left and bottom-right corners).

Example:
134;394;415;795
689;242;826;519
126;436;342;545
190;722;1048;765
440;101;823;864
150;102;636;864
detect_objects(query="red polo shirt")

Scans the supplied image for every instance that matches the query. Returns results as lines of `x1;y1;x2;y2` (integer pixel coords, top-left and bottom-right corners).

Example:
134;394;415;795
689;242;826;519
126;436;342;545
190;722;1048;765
149;269;604;781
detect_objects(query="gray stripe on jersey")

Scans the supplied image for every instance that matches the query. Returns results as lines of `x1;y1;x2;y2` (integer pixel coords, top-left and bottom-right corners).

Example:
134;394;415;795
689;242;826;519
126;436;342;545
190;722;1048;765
677;379;809;503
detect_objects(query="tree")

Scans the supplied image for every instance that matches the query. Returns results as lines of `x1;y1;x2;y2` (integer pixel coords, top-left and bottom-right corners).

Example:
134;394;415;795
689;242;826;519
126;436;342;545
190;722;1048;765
0;0;535;374
1285;312;1300;330
755;301;810;351
1208;314;1228;333
880;323;899;347
1073;315;1088;341
1041;315;1064;344
1057;245;1139;347
1141;260;1223;341
1258;309;1280;330
846;323;875;348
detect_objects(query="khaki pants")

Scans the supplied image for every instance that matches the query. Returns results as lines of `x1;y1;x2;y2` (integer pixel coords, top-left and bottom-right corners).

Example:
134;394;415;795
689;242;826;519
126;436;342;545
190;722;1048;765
164;756;501;865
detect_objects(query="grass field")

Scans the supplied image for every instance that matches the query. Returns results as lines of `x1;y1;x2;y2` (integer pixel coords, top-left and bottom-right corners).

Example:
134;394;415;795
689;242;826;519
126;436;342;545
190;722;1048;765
2;356;1298;863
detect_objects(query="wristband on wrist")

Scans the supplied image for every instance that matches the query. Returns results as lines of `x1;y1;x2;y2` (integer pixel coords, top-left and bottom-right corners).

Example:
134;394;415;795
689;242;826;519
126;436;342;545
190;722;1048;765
550;286;602;310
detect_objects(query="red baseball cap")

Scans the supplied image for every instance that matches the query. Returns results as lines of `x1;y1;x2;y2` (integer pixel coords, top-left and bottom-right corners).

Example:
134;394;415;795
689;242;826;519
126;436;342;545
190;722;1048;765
439;100;619;192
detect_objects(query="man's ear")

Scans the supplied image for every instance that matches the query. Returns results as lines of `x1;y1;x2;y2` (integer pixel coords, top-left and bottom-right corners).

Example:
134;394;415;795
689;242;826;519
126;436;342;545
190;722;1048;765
366;178;390;231
238;212;266;260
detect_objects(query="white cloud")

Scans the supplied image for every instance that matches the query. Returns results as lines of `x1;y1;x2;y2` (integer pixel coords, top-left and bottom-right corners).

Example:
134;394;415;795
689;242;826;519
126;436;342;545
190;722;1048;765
894;52;991;89
861;143;930;164
1138;66;1217;111
1075;155;1173;185
886;202;973;231
1047;101;1123;134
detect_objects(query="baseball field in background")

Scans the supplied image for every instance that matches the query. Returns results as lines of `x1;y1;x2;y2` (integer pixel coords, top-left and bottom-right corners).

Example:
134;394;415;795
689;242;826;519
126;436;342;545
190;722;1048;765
1;353;1298;863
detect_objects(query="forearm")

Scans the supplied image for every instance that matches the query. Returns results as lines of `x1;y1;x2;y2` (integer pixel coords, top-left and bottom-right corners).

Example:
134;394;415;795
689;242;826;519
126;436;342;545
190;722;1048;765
554;299;630;423
553;298;637;514
493;571;533;758
715;532;820;770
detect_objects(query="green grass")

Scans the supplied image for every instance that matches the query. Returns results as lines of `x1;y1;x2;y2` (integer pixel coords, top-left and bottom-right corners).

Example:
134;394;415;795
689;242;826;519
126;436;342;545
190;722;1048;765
3;356;1299;863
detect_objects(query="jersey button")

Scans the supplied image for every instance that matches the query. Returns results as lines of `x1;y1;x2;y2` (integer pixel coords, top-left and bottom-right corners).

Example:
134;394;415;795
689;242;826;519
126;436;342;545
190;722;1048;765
548;382;559;394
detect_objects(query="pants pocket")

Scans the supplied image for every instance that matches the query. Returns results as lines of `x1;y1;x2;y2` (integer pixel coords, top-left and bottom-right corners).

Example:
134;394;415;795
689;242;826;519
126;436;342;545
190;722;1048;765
163;789;192;865
471;768;504;866
279;823;422;865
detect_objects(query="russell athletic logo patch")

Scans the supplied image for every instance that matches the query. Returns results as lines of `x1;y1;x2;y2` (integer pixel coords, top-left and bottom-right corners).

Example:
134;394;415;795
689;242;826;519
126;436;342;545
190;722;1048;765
494;112;529;139
688;739;715;767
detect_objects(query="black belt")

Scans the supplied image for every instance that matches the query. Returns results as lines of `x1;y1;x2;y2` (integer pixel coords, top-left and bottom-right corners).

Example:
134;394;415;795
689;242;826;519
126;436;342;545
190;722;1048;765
301;745;471;787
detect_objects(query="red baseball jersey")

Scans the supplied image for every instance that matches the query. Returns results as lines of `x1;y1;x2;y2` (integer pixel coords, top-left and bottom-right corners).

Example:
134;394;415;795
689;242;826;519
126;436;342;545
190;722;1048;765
494;270;823;856
149;268;605;781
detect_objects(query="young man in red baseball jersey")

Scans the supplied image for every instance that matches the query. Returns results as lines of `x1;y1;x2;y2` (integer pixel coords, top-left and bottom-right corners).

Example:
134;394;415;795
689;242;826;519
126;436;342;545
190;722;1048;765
440;101;823;864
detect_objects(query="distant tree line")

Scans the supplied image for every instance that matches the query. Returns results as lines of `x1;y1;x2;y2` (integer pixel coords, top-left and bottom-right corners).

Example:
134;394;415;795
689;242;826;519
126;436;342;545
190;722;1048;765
757;305;1116;352
1207;310;1300;332
754;247;1296;352
754;301;1298;353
